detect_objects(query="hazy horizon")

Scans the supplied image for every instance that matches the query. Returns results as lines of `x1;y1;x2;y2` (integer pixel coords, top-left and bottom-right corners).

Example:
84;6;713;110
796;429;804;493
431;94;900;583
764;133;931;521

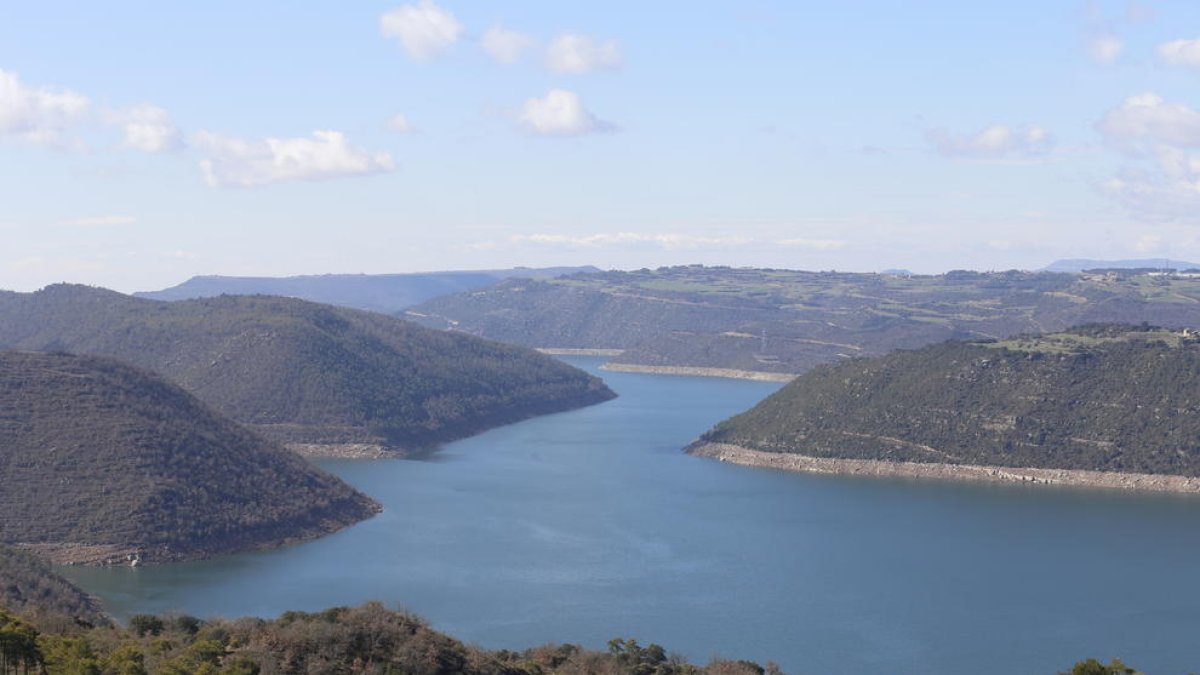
5;1;1200;292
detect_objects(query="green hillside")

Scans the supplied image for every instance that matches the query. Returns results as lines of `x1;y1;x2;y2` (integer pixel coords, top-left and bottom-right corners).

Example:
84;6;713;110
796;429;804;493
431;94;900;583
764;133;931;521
693;324;1200;476
0;351;379;563
410;266;1200;376
0;285;614;454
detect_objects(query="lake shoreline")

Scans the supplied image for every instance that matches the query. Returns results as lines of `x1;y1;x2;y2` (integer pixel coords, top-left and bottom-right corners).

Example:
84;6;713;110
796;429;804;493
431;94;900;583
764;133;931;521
538;349;796;382
600;363;795;382
686;442;1200;494
536;348;627;356
287;443;414;460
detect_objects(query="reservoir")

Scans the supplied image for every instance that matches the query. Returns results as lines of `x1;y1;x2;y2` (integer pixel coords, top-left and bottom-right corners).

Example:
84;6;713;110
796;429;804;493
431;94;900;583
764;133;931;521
62;357;1200;675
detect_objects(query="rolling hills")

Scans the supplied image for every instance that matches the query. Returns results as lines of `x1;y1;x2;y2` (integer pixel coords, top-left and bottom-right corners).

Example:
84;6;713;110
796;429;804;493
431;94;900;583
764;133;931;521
409;265;1200;377
135;266;600;314
0;285;615;455
0;351;380;563
688;324;1200;491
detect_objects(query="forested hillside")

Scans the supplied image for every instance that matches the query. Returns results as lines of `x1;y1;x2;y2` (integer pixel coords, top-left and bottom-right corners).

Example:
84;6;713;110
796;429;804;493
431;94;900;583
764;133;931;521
0;544;108;628
693;325;1200;477
0;285;614;454
410;266;1200;376
0;351;379;563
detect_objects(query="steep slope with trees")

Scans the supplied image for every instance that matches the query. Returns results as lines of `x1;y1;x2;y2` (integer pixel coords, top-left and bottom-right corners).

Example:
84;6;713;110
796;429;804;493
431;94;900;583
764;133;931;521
0;544;108;627
0;285;614;455
0;351;379;563
690;325;1200;485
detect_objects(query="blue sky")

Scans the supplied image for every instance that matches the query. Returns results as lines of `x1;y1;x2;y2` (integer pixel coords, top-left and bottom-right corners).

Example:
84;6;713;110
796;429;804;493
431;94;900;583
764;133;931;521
3;1;1200;291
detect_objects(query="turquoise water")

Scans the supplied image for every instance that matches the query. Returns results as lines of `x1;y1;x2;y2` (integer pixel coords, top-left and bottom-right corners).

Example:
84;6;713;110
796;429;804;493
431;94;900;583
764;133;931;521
62;357;1200;674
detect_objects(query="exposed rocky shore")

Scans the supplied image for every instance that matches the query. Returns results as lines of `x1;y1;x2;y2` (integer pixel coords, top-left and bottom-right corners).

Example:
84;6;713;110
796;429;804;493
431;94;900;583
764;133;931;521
601;363;795;382
686;442;1200;494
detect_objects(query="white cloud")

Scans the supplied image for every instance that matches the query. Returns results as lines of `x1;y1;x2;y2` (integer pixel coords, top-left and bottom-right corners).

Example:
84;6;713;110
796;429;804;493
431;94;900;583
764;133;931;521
60;215;137;227
775;238;846;250
1158;38;1200;71
519;89;614;136
115;104;182;153
545;33;621;74
1088;34;1123;65
388;113;415;133
380;1;463;61
193;130;395;188
1098;93;1200;148
482;25;533;64
927;123;1054;159
0;69;185;155
0;68;90;147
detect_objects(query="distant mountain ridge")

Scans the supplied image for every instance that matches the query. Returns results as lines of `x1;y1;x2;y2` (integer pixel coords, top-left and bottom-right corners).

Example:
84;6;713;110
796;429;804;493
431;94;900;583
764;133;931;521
691;324;1200;483
1041;258;1200;273
135;266;601;314
0;285;615;455
409;265;1200;377
0;351;380;564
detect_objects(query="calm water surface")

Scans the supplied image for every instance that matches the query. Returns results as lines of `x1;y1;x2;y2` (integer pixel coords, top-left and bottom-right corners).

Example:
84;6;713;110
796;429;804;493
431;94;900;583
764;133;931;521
62;358;1200;674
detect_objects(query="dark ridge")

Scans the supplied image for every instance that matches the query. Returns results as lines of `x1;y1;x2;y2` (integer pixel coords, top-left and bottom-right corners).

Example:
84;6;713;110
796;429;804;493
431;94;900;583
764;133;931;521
695;324;1200;476
0;351;379;563
0;285;615;453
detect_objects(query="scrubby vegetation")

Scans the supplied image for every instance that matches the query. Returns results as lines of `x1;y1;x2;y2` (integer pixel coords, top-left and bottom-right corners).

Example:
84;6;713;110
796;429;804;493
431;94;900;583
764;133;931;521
697;324;1200;476
0;285;614;452
0;561;1154;675
0;545;107;629
0;351;378;563
0;602;784;675
411;266;1200;375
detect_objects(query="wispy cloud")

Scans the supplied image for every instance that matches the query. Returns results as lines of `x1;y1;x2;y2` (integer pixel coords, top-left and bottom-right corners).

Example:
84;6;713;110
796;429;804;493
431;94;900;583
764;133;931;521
0;68;90;148
1088;34;1123;65
1096;93;1200;221
1098;92;1200;149
379;0;463;61
545;33;621;74
112;104;182;153
193;130;395;188
482;25;534;64
927;123;1054;159
518;89;615;136
1;68;182;154
388;113;415;134
1158;37;1200;72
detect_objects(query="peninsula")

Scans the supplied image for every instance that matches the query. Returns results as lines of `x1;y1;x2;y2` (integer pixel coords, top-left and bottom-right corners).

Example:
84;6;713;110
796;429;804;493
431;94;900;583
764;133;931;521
688;324;1200;492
